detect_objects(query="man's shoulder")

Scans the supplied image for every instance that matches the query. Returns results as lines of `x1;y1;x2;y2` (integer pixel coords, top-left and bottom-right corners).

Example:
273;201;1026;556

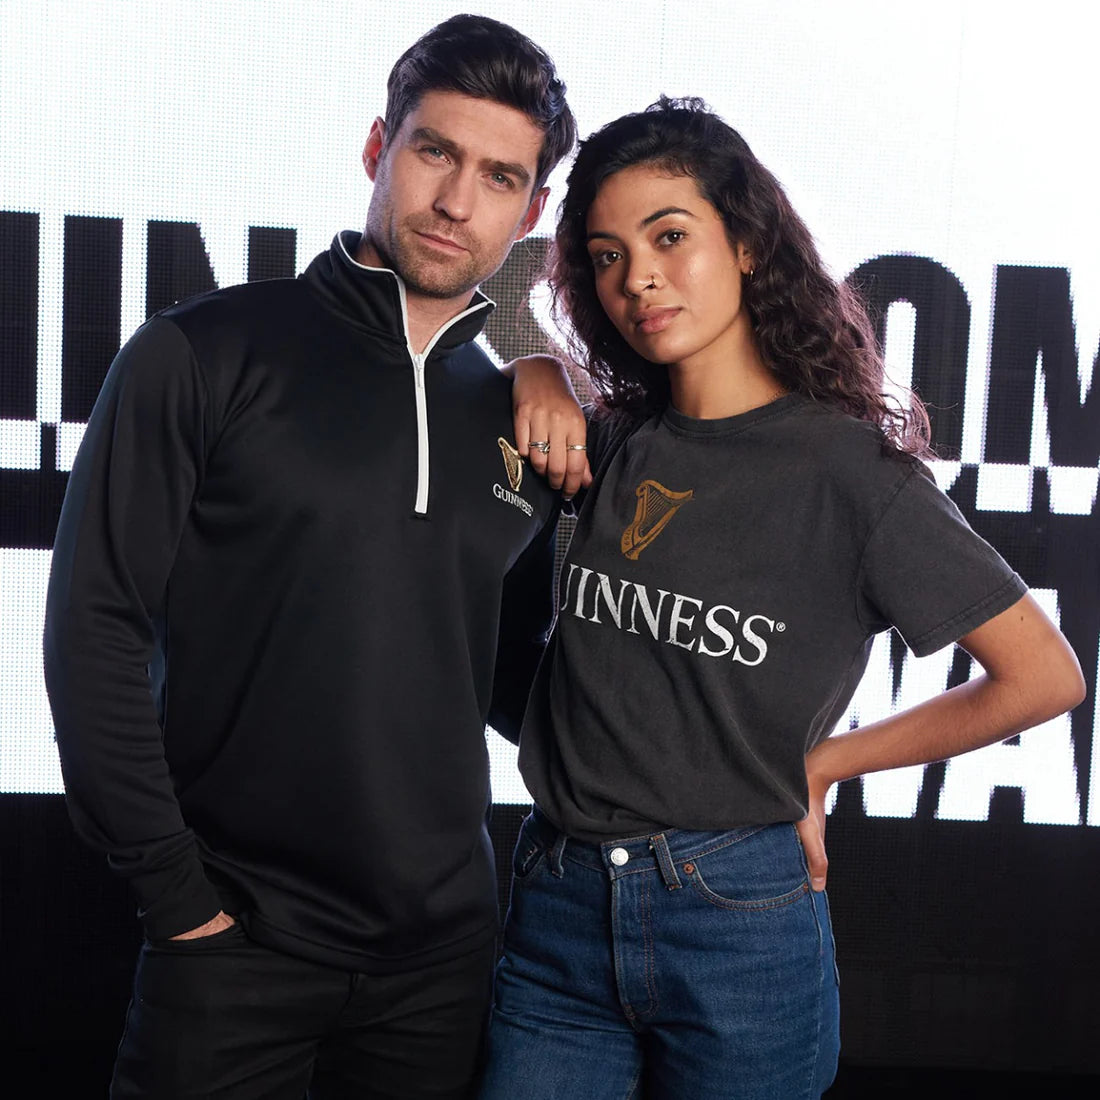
158;276;305;332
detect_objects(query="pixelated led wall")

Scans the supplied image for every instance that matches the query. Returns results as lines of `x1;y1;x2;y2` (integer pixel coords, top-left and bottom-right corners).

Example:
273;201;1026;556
2;1;1097;833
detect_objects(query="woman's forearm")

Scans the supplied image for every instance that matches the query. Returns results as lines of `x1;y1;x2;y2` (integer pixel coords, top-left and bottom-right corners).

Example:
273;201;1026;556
807;592;1085;792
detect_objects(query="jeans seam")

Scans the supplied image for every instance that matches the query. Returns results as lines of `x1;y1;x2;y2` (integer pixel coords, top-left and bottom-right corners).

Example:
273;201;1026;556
686;874;809;910
675;823;767;861
800;890;828;1099
641;873;658;1017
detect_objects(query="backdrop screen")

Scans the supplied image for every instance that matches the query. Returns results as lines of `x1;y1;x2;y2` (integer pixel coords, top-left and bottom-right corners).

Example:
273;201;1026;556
2;1;1097;824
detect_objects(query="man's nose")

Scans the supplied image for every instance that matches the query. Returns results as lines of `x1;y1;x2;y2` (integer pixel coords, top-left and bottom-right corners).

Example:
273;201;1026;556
433;168;477;222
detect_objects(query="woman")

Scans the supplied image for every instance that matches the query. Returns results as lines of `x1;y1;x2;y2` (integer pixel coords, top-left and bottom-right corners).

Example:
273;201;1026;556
480;99;1084;1099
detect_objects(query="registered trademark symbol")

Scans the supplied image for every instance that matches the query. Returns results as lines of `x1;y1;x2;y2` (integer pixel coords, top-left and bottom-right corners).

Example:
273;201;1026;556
776;622;786;632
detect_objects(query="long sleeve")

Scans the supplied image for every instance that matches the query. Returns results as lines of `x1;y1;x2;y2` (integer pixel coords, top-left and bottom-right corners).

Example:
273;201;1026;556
43;316;223;940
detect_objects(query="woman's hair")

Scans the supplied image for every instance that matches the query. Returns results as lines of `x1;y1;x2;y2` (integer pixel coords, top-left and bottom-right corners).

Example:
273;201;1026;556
551;97;931;455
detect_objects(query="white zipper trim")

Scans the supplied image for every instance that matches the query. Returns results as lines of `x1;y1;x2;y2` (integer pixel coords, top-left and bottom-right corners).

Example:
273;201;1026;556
337;234;494;515
404;290;492;515
410;345;429;514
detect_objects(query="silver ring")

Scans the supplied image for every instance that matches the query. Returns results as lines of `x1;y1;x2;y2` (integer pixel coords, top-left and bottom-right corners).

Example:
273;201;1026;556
528;441;551;455
566;444;587;451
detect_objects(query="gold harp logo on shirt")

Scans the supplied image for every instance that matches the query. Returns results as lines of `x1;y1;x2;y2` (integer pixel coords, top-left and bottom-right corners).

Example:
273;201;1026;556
498;437;524;493
621;479;694;560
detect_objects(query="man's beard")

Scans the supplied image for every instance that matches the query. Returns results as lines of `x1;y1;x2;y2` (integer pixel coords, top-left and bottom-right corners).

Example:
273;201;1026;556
378;215;499;301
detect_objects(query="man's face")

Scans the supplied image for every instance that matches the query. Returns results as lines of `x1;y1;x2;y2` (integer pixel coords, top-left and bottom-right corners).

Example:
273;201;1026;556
361;90;548;309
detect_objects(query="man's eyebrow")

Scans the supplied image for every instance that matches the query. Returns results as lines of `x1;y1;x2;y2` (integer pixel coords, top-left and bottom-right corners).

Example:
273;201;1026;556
586;206;697;242
408;127;532;187
484;158;531;187
409;127;461;157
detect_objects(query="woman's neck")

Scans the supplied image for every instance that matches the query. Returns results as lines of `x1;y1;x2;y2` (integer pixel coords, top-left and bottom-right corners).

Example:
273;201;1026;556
668;353;786;420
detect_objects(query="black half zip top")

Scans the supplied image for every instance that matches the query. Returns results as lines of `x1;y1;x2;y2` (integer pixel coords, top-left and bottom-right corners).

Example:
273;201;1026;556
302;232;495;515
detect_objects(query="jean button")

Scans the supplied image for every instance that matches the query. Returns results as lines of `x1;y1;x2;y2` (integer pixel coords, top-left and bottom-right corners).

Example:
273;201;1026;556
609;847;629;866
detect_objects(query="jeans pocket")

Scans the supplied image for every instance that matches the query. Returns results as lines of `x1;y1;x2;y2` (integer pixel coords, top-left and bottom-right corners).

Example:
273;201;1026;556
683;825;810;911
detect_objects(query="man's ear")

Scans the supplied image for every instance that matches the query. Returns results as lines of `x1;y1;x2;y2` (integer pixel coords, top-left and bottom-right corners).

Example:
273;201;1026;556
514;186;550;242
362;117;386;181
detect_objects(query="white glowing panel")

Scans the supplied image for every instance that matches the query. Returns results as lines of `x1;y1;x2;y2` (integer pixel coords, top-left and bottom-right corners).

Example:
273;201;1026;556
1;1;1096;827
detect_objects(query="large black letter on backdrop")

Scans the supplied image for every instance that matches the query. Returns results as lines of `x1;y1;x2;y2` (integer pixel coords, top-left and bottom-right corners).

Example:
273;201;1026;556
0;211;67;547
987;265;1100;467
145;221;218;318
248;226;296;283
0;212;38;421
147;222;298;317
847;256;969;457
63;216;122;425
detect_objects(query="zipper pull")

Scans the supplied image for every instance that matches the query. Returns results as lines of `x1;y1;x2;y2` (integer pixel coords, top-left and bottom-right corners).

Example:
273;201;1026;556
412;352;425;389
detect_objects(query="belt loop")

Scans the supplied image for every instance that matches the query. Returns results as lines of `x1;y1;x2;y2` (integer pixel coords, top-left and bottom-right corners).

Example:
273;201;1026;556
649;833;681;890
548;832;567;877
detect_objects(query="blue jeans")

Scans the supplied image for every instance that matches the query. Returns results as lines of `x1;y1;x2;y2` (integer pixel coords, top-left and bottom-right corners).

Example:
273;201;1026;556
479;809;840;1100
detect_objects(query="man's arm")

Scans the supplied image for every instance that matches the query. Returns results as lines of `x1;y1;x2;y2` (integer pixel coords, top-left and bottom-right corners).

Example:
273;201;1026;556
43;318;224;940
486;511;558;744
797;593;1085;889
503;355;591;500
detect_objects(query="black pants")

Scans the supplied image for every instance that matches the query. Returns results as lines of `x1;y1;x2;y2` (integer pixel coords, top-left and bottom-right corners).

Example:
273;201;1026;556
110;924;497;1099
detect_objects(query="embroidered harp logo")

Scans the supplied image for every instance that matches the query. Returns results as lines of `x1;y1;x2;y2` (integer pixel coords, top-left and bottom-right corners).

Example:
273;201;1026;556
621;479;694;560
498;437;524;492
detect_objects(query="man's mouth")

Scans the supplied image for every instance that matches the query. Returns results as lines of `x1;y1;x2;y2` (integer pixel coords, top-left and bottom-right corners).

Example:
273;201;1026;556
414;229;469;254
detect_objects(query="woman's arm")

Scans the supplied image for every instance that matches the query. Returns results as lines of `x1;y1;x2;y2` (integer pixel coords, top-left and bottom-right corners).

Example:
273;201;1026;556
797;592;1085;889
502;354;592;499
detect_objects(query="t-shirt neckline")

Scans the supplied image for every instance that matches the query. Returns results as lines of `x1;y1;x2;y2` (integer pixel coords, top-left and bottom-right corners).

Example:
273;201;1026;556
661;392;805;437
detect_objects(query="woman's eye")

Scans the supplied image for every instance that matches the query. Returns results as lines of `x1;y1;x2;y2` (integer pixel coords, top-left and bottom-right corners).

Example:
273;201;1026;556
591;249;622;270
659;229;686;246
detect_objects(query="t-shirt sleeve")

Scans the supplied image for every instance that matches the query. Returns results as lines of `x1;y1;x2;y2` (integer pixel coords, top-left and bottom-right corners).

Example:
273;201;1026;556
856;464;1028;657
563;405;640;517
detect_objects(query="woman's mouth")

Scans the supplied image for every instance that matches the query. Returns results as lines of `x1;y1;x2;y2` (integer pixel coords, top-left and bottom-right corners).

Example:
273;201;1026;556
633;307;680;335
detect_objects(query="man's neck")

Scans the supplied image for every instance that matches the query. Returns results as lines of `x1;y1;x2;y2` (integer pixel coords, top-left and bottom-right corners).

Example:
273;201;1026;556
354;234;477;355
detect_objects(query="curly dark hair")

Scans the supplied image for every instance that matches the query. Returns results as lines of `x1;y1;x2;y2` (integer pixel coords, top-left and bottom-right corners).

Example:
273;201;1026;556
551;97;931;455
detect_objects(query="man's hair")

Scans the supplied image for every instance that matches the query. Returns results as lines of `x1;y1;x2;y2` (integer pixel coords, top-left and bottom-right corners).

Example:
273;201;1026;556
384;14;576;191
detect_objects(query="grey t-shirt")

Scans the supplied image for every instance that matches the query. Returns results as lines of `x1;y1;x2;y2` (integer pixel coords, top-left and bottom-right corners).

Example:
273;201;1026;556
519;395;1027;840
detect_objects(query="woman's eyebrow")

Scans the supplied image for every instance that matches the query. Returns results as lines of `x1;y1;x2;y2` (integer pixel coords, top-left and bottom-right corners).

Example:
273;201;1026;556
640;205;695;227
586;205;697;242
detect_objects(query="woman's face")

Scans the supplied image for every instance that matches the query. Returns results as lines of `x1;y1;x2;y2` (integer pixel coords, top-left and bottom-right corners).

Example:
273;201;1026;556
584;165;754;374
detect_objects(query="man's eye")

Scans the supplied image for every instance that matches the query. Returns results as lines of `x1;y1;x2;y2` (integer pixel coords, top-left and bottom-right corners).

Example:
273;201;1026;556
489;172;514;189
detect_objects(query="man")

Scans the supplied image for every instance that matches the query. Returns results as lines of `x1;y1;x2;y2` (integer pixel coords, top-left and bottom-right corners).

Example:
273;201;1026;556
43;15;581;1098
